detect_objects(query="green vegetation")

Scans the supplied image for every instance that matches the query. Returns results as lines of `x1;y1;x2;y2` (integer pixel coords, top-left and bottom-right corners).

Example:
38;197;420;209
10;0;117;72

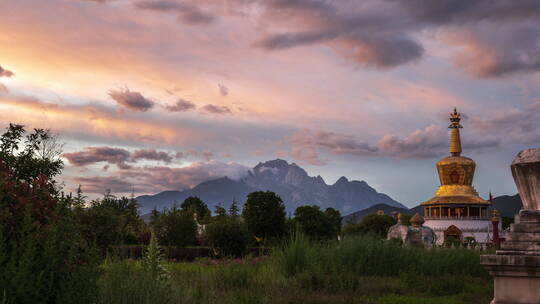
293;205;341;240
152;206;198;247
242;191;287;243
342;214;397;237
205;217;250;257
0;124;99;303
181;196;211;223
97;234;492;304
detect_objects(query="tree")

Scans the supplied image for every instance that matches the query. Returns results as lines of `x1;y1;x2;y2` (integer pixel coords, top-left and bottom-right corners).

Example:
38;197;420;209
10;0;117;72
152;207;197;247
0;145;98;303
0;124;63;183
205;218;250;257
180;196;210;222
229;199;240;218
293;205;341;240
324;207;342;238
342;214;396;237
242;191;286;242
79;193;143;248
214;204;227;218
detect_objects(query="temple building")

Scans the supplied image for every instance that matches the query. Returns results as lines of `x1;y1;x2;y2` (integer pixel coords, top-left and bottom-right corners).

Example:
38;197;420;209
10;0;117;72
421;109;498;245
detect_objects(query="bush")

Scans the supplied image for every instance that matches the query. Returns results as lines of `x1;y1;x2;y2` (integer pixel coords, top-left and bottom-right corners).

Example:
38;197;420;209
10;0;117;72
342;214;396;237
153;207;197;247
293;205;341;240
0;182;99;303
205;218;250;257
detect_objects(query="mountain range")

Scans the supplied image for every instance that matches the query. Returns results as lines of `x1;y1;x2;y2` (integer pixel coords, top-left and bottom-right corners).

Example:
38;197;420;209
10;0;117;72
136;159;406;215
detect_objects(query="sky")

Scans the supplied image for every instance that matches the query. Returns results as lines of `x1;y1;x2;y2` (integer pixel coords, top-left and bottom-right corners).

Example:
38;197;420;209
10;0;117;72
1;0;540;207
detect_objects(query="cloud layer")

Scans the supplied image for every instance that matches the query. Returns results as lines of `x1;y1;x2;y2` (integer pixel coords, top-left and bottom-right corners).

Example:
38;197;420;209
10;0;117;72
288;123;502;165
71;160;249;194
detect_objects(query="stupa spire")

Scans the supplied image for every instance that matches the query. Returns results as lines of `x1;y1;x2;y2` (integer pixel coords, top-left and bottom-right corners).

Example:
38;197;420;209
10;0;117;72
449;108;462;156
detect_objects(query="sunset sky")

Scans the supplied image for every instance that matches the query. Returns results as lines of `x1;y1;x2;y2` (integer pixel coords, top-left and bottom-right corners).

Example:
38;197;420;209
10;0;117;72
1;0;540;207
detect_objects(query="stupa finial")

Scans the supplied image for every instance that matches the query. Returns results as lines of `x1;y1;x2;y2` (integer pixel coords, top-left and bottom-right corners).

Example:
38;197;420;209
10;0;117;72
449;108;462;156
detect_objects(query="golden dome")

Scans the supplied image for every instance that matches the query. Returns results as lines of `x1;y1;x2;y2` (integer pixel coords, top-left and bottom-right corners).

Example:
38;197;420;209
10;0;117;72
422;108;490;207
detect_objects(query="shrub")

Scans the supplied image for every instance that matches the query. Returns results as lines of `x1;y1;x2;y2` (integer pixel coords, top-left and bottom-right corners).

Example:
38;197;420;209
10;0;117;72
153;207;197;247
205;218;250;257
342;214;396;237
0;168;99;303
293;205;341;240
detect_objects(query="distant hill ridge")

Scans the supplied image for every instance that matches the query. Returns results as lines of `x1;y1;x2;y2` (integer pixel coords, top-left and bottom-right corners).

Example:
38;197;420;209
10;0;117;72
136;159;406;214
342;194;523;225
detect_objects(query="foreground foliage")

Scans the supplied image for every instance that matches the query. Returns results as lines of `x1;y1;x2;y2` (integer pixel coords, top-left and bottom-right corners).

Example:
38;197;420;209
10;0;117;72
98;235;492;304
0;125;99;304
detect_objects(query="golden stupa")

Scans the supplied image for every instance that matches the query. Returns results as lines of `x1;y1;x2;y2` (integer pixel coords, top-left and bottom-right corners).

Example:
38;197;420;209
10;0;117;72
422;108;491;219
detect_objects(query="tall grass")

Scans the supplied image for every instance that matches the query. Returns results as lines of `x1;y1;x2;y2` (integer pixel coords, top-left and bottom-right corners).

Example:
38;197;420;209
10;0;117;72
96;232;492;304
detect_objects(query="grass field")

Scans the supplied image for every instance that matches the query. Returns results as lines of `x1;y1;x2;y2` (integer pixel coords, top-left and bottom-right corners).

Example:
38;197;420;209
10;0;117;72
97;234;493;304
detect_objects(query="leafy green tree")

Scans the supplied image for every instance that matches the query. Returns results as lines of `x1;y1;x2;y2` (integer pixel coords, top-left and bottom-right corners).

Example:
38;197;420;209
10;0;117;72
242;191;286;242
80;193;143;248
205;218;250;257
180;196;210;222
342;214;396;237
0;124;63;183
152;207;197;247
293;205;341;240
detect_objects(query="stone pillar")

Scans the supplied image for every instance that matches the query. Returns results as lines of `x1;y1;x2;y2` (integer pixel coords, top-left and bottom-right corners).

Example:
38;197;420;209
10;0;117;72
481;148;540;304
491;209;500;250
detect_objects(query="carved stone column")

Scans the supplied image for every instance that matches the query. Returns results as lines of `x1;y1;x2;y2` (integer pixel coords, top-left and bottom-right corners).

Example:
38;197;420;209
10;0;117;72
481;148;540;304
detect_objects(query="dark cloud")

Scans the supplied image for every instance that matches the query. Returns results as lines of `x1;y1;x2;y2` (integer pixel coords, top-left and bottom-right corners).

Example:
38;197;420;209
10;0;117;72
0;65;14;77
452;22;540;77
470;101;540;144
64;147;180;168
0;83;7;94
393;0;540;25
108;88;155;112
132;148;174;163
134;0;215;25
255;32;337;50
165;98;196;112
63;147;131;168
201;104;232;114
218;83;228;96
72;160;249;194
251;0;540;75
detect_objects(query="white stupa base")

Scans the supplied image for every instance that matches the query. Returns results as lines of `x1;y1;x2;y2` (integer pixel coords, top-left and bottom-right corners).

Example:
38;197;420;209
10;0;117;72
424;219;500;245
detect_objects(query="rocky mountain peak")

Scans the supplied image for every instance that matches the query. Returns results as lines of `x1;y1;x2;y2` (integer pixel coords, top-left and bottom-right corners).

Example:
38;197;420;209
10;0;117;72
334;176;349;185
136;159;405;215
